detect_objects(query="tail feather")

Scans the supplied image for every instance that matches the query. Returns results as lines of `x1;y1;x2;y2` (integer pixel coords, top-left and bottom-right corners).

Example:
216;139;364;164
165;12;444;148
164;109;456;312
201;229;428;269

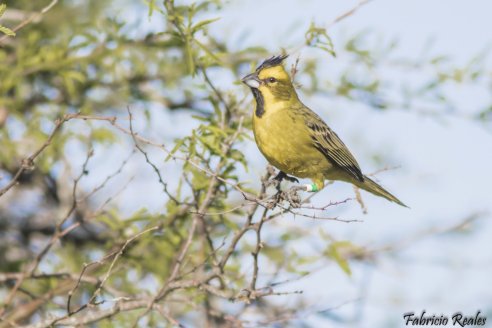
356;175;408;208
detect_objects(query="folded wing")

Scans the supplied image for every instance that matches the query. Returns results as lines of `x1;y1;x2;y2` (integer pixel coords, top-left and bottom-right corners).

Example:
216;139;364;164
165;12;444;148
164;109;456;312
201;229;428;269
305;111;364;182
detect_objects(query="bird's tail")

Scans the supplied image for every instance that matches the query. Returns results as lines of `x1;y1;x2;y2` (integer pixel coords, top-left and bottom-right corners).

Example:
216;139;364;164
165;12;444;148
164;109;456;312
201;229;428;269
355;175;408;208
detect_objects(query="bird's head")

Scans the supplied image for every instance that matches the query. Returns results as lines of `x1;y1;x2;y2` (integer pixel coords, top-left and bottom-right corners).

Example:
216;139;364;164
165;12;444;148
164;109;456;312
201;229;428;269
242;55;297;109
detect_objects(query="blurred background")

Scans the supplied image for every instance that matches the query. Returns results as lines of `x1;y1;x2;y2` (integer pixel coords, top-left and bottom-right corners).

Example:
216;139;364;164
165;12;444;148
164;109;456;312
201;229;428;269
0;0;491;327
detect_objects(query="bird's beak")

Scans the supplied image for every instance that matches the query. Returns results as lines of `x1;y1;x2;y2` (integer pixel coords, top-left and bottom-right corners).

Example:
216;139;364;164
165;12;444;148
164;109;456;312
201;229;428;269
241;72;261;89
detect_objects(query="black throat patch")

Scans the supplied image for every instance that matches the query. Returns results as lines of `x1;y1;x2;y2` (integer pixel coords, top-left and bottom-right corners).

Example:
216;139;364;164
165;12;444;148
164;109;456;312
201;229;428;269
252;88;265;118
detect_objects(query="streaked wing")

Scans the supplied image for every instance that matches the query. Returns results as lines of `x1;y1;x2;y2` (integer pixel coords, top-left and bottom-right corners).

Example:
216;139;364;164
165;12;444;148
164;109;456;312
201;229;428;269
304;110;364;182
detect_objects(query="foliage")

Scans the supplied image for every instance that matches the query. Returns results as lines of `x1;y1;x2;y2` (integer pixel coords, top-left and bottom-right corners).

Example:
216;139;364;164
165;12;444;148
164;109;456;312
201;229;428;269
0;0;490;327
0;4;15;37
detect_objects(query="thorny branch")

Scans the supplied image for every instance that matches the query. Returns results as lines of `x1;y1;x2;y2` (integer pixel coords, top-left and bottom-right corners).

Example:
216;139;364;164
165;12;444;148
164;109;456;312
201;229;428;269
0;105;358;327
0;114;70;198
0;145;93;319
126;106;182;205
289;0;375;54
2;1;488;327
0;130;135;326
66;225;160;316
0;2;412;320
1;110;484;327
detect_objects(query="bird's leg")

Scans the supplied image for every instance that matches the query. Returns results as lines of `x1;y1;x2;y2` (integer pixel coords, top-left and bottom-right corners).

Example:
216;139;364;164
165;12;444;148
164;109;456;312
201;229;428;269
265;170;303;208
266;171;301;189
273;171;299;184
272;171;284;193
266;171;285;190
273;171;298;199
303;183;319;192
273;172;285;204
303;179;323;192
265;171;287;207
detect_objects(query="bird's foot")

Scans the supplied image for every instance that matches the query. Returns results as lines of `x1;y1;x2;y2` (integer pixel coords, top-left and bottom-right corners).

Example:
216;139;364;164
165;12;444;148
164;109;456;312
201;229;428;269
273;171;299;184
266;171;299;190
264;170;305;209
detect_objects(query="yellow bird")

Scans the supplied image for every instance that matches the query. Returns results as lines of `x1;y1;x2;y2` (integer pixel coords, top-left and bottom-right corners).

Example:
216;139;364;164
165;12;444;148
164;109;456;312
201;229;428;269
242;55;407;207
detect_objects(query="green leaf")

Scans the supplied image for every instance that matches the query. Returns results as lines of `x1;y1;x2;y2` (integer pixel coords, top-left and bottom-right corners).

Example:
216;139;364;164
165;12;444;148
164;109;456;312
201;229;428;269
0;25;15;37
198;134;222;155
126;208;151;223
65;70;87;84
0;4;6;17
191;167;210;190
203;125;227;137
147;0;156;18
195;39;221;64
304;21;336;57
97;209;123;230
191;17;220;34
325;241;353;276
191;115;209;122
185;39;195;75
165;138;186;161
92;127;116;144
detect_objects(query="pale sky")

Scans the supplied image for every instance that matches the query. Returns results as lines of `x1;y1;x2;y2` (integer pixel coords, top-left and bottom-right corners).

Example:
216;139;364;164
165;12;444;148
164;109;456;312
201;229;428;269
2;0;491;326
211;1;492;326
105;1;492;326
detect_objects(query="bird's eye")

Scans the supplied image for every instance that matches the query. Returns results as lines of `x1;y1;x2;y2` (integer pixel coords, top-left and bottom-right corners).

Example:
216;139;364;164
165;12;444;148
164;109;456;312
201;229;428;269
267;77;277;83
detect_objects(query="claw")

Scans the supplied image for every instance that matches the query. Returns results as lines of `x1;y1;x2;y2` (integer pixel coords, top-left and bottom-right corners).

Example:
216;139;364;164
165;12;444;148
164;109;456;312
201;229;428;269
284;175;299;183
274;171;299;183
265;171;303;209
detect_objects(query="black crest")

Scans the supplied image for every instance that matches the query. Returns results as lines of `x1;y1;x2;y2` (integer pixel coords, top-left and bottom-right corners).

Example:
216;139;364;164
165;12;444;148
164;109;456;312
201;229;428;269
256;54;289;71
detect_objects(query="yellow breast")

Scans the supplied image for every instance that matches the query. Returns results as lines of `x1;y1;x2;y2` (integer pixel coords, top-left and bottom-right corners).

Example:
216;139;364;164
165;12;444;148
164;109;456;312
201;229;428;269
253;102;329;178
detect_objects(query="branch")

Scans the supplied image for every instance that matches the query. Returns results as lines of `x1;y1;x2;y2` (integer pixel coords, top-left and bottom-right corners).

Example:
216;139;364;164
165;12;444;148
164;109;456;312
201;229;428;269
126;106;182;205
250;207;269;292
0;114;71;198
0;0;59;44
327;0;374;29
129;113;245;326
0;145;92;319
67;225;160;315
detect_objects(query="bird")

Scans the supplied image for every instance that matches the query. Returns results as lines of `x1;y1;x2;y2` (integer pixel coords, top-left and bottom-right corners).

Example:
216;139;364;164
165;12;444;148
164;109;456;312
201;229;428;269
241;55;407;207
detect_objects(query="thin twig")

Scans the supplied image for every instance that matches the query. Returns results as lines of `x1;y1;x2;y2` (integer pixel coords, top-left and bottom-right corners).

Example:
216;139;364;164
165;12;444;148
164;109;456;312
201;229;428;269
0;114;71;198
67;225;159;315
0;0;59;44
327;0;374;29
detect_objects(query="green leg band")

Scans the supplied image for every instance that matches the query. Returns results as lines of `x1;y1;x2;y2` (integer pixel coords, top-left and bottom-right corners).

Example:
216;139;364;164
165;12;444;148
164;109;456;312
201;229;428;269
305;183;319;192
